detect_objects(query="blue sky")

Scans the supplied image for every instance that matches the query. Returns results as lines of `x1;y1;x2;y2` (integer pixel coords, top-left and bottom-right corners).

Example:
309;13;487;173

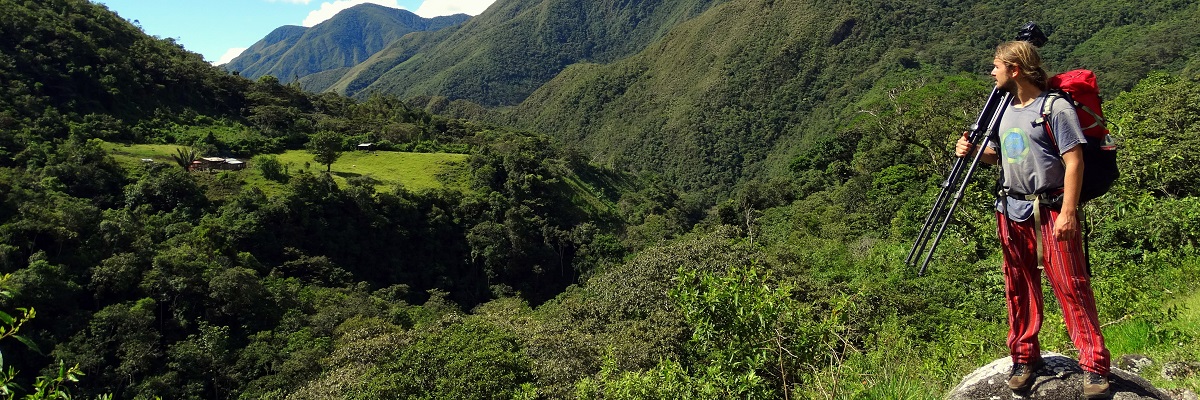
93;0;495;65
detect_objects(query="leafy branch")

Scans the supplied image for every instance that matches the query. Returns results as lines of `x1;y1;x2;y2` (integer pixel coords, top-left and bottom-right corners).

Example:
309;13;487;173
0;274;88;400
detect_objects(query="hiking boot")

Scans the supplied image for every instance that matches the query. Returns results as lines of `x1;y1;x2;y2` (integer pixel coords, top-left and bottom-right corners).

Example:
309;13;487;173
1083;372;1110;399
1007;359;1045;393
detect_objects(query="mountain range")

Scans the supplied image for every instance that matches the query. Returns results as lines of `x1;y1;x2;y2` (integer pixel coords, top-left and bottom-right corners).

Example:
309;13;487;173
222;4;468;83
230;0;1200;192
302;0;731;106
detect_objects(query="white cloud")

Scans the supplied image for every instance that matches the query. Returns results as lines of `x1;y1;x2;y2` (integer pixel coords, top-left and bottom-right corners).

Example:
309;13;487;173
213;47;248;66
413;0;494;17
302;0;404;26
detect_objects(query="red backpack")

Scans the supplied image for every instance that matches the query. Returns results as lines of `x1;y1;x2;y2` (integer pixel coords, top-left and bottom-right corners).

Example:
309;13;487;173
1039;69;1119;203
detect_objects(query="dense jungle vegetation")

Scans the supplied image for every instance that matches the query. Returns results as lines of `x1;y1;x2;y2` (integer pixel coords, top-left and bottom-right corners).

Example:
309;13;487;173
2;0;1200;399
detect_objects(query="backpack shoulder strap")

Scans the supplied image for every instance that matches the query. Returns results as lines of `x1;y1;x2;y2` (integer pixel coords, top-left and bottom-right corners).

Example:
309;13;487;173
1037;90;1063;152
1037;90;1071;121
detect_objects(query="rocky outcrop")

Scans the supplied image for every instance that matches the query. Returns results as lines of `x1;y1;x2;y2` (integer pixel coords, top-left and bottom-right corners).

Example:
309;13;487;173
1162;361;1200;381
1118;354;1155;375
947;352;1170;399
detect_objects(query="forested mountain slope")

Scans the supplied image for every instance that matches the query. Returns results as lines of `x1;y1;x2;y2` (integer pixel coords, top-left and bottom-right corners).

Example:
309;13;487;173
223;4;468;83
0;0;247;131
220;25;307;74
503;0;1200;192
1;1;666;397
318;0;730;105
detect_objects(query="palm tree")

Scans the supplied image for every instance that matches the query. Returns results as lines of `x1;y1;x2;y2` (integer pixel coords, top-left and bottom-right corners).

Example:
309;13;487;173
171;147;199;170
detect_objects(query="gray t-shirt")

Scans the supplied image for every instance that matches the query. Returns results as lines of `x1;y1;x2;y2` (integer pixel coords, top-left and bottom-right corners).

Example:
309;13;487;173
987;93;1086;221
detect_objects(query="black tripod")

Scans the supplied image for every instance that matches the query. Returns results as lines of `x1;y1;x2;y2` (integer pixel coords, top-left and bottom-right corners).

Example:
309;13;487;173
906;88;1009;275
905;22;1046;275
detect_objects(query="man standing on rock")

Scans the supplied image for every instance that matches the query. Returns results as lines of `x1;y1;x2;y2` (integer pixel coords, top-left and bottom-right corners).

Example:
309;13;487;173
954;40;1111;398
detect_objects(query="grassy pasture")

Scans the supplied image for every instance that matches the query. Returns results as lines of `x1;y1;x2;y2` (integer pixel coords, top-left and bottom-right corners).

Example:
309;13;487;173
104;142;181;167
276;149;470;192
103;142;470;193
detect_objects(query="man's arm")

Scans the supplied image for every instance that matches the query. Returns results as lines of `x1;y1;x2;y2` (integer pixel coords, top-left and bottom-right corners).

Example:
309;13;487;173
1055;145;1084;240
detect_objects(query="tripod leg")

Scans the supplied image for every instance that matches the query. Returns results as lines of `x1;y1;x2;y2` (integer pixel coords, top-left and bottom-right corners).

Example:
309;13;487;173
906;158;967;267
917;92;1011;275
918;134;994;275
909;89;1007;270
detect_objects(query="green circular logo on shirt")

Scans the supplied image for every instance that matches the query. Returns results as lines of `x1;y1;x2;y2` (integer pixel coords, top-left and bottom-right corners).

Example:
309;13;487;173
1001;127;1031;164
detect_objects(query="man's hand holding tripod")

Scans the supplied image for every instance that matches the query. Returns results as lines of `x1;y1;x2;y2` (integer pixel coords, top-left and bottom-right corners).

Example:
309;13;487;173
955;132;998;165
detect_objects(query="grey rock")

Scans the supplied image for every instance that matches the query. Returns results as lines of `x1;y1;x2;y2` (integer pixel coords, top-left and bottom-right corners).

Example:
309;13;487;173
1118;355;1155;375
1161;362;1200;381
947;352;1170;399
1164;389;1198;400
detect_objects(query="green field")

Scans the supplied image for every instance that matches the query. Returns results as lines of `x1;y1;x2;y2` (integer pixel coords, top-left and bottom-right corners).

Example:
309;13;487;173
103;142;470;193
276;149;469;192
104;142;182;167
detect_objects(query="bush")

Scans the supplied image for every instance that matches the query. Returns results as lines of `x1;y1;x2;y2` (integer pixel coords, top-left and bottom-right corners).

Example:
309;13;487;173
252;155;287;183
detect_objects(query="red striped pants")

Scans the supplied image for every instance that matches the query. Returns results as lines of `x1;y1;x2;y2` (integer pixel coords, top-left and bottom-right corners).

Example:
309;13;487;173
997;208;1110;375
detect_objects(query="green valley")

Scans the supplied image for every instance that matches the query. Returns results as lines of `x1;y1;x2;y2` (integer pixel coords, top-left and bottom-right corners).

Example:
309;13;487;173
1;0;1199;398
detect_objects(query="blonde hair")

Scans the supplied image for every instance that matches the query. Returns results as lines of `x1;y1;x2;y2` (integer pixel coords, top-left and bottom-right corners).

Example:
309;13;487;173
995;41;1048;89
